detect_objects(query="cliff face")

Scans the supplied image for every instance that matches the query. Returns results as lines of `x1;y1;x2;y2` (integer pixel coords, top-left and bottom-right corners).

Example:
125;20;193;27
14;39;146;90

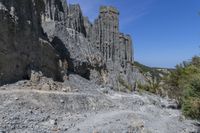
41;1;105;81
84;6;135;91
86;6;133;69
0;0;105;85
0;0;65;85
0;1;199;132
66;4;86;36
0;0;137;91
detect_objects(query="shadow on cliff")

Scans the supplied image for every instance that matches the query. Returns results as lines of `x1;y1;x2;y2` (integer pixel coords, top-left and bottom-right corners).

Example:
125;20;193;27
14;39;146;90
51;36;74;72
51;36;90;79
0;0;64;85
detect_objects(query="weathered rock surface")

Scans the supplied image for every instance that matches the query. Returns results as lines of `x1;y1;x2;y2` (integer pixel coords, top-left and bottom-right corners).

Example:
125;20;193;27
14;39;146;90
66;4;86;36
0;0;106;86
0;0;145;90
0;76;199;133
0;0;67;85
83;6;138;90
41;0;106;82
90;6;133;66
0;0;182;132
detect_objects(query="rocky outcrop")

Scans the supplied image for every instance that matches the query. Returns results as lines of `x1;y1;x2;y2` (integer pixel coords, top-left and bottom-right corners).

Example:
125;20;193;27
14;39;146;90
83;6;136;90
88;6;133;68
0;0;106;86
83;17;93;41
92;6;119;63
1;1;199;132
41;0;105;82
0;0;66;85
66;4;86;36
0;0;139;90
119;33;133;68
42;0;68;22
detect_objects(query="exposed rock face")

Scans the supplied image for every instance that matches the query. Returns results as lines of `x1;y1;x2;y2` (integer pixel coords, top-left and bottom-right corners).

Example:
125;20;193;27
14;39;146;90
84;6;135;90
0;0;65;85
42;0;68;22
66;4;86;36
89;6;133;68
92;6;120;63
83;17;93;41
0;0;105;85
0;0;141;91
41;1;105;81
1;1;198;132
118;33;133;67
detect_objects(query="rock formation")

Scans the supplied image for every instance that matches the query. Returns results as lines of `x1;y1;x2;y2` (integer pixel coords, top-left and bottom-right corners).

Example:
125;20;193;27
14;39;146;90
66;4;86;36
82;7;134;76
0;0;139;91
0;0;105;86
85;6;133;69
0;1;199;132
0;0;65;85
41;1;105;82
85;6;135;90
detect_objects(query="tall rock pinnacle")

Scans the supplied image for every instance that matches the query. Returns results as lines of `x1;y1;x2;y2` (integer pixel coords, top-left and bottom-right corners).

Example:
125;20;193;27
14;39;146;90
85;6;133;70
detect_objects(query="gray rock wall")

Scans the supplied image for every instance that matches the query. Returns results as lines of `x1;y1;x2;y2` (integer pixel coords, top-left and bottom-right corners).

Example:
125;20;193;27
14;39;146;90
83;6;136;90
66;4;86;36
87;6;133;69
119;33;133;68
0;0;65;85
41;0;105;81
83;17;93;41
42;0;67;22
0;0;140;90
92;6;119;63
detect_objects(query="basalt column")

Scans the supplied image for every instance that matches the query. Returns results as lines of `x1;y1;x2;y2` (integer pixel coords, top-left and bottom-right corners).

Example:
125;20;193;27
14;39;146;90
93;6;119;63
119;33;133;68
66;4;86;36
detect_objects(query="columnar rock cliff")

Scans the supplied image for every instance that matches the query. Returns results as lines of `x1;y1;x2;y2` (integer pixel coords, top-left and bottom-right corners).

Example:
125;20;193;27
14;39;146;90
83;6;135;90
66;4;86;36
0;0;137;91
93;6;120;63
1;1;199;132
85;6;133;69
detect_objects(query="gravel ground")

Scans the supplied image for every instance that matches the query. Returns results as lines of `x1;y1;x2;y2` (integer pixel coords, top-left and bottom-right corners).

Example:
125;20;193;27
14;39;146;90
0;74;199;133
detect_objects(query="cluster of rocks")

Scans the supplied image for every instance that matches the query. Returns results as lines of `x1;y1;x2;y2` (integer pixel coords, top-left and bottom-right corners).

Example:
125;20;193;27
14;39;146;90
0;0;142;91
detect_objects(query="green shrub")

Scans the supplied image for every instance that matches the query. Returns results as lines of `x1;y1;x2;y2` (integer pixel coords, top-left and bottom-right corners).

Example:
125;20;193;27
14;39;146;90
182;97;200;120
181;75;200;120
164;56;200;120
137;75;162;95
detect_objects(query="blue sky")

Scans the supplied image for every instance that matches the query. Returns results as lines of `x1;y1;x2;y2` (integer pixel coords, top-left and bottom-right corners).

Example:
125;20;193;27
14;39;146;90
68;0;200;68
